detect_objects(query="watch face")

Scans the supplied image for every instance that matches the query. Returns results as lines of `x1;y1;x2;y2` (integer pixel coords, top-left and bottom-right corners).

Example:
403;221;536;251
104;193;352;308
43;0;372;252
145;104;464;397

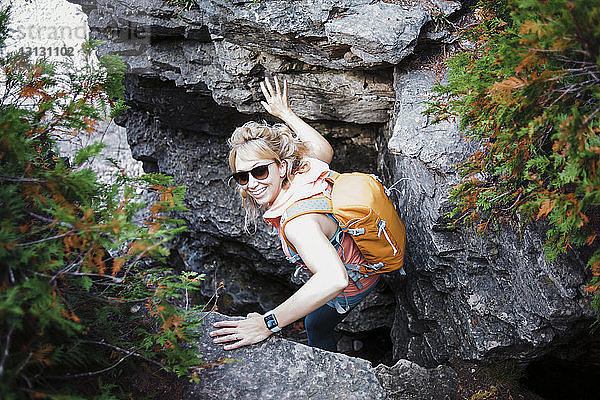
264;314;278;329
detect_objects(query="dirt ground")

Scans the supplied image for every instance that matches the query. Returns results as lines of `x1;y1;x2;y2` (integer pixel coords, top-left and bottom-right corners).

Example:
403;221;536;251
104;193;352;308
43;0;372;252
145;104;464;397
449;358;544;400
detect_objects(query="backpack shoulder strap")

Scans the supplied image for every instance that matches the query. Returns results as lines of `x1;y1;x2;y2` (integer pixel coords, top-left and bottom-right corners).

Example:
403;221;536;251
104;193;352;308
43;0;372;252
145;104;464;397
325;170;340;184
280;195;333;255
279;169;340;255
281;196;332;225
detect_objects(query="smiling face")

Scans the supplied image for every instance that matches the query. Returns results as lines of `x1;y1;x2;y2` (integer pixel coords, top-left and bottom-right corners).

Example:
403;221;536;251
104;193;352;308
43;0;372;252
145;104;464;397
234;153;286;206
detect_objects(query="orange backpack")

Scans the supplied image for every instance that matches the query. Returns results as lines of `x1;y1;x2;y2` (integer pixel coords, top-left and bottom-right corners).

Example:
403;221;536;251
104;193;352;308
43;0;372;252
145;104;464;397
280;171;406;275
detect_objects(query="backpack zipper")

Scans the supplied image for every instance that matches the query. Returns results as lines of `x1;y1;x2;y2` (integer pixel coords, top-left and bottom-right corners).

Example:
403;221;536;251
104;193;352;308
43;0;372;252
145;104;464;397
345;209;372;233
377;220;398;255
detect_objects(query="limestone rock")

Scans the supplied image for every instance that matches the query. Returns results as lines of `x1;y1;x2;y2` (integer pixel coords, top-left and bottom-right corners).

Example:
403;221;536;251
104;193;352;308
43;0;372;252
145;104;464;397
189;312;457;400
194;0;460;69
191;312;387;400
55;120;144;184
66;0;459;122
385;68;592;365
374;359;458;400
323;2;429;65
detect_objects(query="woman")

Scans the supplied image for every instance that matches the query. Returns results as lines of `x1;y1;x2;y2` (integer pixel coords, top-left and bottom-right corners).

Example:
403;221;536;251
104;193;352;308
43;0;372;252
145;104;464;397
209;77;379;351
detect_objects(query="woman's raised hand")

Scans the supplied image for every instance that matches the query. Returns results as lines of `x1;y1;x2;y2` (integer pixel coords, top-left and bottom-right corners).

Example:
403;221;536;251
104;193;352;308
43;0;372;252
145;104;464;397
260;76;293;120
260;75;333;164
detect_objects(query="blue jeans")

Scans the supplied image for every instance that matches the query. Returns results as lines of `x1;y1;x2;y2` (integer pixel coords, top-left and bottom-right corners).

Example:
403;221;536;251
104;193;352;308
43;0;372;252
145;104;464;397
304;280;378;351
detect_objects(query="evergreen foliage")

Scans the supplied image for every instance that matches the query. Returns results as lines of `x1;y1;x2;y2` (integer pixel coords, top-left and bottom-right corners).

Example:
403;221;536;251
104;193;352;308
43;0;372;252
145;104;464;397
0;6;205;398
428;0;600;311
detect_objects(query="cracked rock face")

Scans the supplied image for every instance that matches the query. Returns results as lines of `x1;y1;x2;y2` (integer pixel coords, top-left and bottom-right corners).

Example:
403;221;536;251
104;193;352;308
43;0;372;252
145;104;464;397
195;0;460;69
375;359;458;400
385;68;593;365
187;312;457;400
68;0;462;121
68;0;595;371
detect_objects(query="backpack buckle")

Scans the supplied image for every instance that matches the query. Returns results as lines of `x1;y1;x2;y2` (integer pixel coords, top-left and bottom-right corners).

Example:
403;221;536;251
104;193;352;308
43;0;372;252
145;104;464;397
348;227;365;236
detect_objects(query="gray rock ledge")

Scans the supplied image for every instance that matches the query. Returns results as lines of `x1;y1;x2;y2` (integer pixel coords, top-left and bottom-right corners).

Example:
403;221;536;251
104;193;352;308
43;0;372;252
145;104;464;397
188;312;457;400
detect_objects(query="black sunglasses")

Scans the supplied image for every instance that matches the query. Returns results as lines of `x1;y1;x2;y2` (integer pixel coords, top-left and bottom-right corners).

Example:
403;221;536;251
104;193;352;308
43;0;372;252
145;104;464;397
231;162;276;185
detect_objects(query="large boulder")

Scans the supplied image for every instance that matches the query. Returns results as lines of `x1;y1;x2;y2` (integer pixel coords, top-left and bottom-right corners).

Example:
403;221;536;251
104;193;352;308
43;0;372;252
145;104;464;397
193;312;387;400
385;67;593;365
188;312;457;400
192;0;460;69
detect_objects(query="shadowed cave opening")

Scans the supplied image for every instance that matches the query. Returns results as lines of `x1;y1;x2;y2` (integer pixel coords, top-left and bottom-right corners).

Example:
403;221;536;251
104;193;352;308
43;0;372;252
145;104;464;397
521;354;600;400
519;331;600;400
335;327;395;366
279;319;395;366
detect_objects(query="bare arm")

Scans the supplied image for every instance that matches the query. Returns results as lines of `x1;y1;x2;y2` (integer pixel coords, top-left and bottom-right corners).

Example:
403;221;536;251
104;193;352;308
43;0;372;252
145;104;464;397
209;214;348;350
268;214;349;327
261;76;334;165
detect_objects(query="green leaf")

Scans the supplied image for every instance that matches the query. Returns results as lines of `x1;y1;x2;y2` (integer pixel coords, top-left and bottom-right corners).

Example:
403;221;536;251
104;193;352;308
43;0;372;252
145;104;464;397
72;141;106;167
80;276;93;292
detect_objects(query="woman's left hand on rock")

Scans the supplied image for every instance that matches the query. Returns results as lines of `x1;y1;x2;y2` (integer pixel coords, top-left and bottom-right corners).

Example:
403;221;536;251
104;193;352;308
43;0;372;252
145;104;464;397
210;312;272;350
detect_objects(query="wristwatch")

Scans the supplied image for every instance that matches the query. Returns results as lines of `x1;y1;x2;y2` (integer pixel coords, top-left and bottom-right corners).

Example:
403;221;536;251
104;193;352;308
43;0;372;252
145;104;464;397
263;310;281;333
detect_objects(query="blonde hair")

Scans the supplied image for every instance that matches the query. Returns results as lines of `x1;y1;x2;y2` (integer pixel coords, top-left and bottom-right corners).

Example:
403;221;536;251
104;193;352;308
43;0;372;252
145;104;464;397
228;121;309;232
